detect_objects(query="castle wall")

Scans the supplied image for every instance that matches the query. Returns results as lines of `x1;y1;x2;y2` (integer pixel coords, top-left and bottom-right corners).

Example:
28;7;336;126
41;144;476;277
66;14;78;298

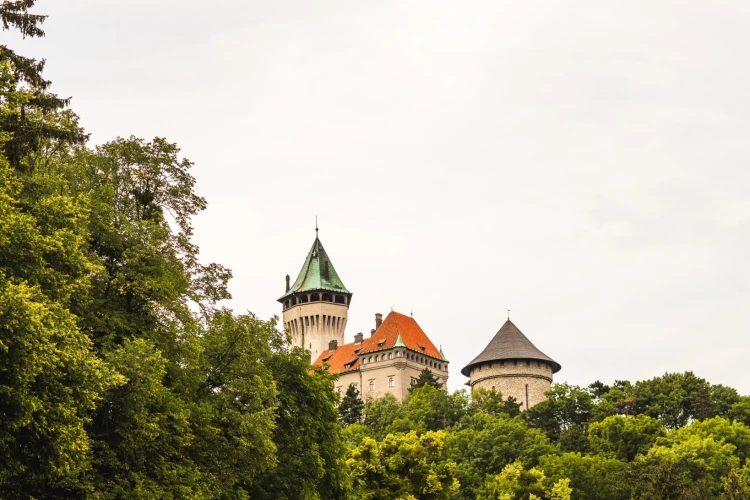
469;360;553;409
333;347;449;402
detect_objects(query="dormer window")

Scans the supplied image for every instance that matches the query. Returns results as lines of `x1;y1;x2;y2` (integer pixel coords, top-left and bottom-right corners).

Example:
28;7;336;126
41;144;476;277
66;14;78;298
417;343;426;351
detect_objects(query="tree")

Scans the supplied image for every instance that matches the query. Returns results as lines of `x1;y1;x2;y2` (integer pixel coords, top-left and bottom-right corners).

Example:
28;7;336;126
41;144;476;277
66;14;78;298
631;372;740;429
249;347;351;499
632;434;740;499
0;278;122;497
446;413;556;499
477;461;572;500
471;387;522;418
391;384;470;434
588;415;665;461
525;384;593;453
363;393;405;439
1;1;85;171
347;431;459;500
0;150;122;497
409;367;443;393
539;453;630;500
662;417;750;463
340;383;365;425
721;467;750;500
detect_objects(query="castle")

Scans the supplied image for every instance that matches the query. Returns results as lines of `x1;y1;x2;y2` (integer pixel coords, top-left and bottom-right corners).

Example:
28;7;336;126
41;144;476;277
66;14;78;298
279;231;560;406
278;230;448;400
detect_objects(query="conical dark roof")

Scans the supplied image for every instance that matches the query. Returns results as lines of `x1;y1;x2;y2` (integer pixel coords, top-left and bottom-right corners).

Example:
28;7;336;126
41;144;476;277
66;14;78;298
461;320;561;376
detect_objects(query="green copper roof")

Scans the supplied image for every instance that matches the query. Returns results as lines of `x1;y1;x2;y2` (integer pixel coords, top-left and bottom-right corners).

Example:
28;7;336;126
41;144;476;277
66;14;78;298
278;234;351;301
394;334;406;348
440;346;448;362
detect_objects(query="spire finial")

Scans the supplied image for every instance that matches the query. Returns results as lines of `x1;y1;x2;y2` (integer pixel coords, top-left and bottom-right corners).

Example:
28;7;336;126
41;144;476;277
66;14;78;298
410;310;413;318
315;215;318;235
507;309;510;320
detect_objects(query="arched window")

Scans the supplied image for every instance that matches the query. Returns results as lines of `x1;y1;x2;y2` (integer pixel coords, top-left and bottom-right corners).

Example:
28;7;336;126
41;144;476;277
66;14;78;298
310;293;320;302
388;353;393;360
322;293;333;302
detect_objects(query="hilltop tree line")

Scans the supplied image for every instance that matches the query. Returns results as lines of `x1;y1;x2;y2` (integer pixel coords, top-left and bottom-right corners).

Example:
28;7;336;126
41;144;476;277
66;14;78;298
3;2;750;499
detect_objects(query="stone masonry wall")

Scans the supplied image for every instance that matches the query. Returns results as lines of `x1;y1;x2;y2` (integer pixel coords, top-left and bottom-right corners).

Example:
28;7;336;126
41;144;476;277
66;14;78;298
469;360;553;409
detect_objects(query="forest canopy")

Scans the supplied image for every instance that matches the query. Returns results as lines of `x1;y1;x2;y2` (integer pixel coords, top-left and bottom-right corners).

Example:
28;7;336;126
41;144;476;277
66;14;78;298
2;2;750;499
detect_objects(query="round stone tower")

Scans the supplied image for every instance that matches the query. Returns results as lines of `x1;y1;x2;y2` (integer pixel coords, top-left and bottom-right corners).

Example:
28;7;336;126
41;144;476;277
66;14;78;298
462;319;561;410
278;230;352;363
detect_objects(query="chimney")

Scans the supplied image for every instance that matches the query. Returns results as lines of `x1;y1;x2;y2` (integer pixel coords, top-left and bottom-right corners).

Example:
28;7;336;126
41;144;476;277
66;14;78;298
370;329;376;337
354;332;363;344
328;339;338;352
375;313;383;329
285;274;290;292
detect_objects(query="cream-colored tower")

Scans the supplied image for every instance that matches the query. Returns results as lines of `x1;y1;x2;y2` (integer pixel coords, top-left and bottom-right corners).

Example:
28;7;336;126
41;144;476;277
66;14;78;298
462;319;561;410
278;231;352;363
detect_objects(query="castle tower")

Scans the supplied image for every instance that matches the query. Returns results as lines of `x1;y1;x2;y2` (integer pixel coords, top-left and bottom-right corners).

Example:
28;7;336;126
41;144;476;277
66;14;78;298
462;320;561;410
278;231;352;363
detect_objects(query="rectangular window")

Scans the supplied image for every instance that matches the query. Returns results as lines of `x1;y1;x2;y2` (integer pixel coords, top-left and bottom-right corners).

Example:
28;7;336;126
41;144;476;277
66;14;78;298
389;377;395;388
410;377;418;387
369;380;375;391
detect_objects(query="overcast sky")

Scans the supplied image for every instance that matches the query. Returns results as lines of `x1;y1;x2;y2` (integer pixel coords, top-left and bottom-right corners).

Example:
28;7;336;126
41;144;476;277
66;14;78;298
8;0;750;393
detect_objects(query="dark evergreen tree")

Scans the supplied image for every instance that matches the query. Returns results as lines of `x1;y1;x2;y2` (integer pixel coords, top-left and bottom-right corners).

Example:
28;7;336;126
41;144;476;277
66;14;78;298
339;383;364;425
408;367;443;393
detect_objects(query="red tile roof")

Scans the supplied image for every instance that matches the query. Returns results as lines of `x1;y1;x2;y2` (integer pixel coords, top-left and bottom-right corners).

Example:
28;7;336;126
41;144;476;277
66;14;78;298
314;341;361;374
313;311;444;374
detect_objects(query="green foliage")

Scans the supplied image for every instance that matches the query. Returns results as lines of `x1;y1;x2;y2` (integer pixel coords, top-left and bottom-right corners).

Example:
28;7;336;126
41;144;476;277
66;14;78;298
249;349;351;499
588;415;665;461
0;278;122;497
471;387;522;418
632;434;740;498
364;393;405;440
340;383;365;425
721;467;750;500
630;372;740;429
347;431;459;500
447;413;556;499
662;417;750;463
391;385;470;434
525;384;593;453
477;461;571;500
408;367;443;393
539;453;630;500
730;397;750;428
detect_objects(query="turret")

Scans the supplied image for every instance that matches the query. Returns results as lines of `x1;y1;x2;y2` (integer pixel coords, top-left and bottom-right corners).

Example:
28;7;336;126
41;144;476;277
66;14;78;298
462;319;560;410
278;231;352;363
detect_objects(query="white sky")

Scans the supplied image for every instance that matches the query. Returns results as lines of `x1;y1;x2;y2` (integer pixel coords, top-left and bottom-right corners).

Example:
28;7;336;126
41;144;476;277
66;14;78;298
8;0;750;393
